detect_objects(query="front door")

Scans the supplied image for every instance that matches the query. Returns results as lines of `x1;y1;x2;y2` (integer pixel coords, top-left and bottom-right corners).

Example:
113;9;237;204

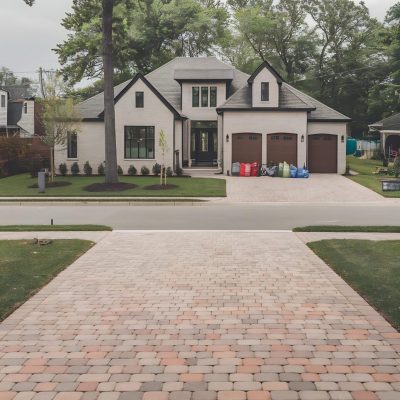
191;128;217;166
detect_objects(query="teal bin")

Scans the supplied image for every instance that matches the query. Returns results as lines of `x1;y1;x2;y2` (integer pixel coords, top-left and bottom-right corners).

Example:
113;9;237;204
346;138;357;155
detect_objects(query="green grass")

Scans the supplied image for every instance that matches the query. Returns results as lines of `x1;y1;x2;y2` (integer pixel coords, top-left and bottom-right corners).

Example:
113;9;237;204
308;239;400;330
346;156;400;198
0;240;93;321
294;226;400;233
0;174;226;197
0;225;112;232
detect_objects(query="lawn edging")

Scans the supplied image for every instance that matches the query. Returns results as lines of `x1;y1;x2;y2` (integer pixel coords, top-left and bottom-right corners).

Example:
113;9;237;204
293;225;400;233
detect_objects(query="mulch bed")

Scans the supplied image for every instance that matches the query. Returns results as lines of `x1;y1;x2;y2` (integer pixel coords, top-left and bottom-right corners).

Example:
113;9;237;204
83;182;138;192
28;181;72;188
143;184;178;190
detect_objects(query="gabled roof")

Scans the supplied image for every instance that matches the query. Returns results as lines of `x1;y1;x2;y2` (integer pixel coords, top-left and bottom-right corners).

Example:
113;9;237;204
247;60;284;84
77;57;249;121
369;112;400;131
0;85;34;101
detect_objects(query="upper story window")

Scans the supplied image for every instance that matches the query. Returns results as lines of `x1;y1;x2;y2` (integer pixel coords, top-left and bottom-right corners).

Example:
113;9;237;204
261;82;269;101
201;87;209;107
1;95;5;108
67;132;78;159
210;87;217;107
192;87;199;107
24;102;28;114
135;91;144;108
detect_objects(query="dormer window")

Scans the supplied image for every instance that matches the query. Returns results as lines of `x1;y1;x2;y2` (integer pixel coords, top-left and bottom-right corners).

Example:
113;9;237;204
135;91;144;108
261;82;269;101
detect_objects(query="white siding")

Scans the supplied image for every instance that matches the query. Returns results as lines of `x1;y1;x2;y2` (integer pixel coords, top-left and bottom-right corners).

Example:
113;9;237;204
17;100;35;136
307;121;348;174
251;67;279;108
0;90;7;127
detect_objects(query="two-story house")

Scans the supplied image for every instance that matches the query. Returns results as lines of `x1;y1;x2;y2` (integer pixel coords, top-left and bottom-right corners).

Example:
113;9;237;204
0;85;37;137
56;57;350;175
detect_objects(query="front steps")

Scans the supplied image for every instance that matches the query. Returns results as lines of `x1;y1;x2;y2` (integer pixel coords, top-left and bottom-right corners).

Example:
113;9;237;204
182;167;222;177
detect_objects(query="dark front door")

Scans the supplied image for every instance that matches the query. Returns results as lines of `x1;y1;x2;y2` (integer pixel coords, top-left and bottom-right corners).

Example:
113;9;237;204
191;128;217;166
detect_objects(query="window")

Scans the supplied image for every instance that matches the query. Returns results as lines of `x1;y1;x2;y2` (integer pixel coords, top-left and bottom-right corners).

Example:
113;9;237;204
24;102;28;114
135;91;144;108
261;82;269;101
125;126;155;159
210;87;217;107
1;95;5;108
67;132;78;159
192;87;199;107
201;87;209;107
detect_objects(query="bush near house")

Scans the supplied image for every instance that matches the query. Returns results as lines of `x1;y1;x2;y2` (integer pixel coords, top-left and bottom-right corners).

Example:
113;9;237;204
141;166;150;176
83;161;93;176
71;162;80;176
117;165;123;175
59;163;68;176
152;163;161;176
97;163;105;175
128;165;137;176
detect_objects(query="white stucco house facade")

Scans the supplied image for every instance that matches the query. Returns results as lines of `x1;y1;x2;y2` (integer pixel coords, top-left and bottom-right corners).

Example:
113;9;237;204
56;57;350;175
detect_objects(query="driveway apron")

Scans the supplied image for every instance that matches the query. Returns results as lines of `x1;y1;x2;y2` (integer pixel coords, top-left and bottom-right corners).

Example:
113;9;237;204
0;231;399;400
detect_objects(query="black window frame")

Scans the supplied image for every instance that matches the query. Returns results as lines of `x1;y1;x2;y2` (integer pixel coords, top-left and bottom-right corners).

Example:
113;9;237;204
124;126;155;159
261;82;269;102
0;95;5;108
135;91;144;108
192;87;199;107
201;87;209;107
67;132;78;159
210;86;217;107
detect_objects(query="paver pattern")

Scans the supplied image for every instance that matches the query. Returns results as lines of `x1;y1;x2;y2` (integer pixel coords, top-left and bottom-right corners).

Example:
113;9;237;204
0;231;399;400
224;175;385;203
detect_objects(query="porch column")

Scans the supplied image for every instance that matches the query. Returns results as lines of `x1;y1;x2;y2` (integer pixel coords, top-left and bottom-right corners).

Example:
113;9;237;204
217;114;223;170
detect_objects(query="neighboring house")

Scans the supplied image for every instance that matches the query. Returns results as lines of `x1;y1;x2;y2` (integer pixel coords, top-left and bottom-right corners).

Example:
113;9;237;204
0;85;39;137
369;113;400;159
56;57;350;175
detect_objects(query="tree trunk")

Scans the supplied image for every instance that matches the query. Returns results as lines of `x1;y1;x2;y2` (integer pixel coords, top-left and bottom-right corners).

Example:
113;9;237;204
50;146;54;183
102;0;118;183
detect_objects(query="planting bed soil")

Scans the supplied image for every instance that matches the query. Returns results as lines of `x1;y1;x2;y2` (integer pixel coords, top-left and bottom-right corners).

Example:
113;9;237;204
83;182;138;192
143;184;178;190
28;181;72;188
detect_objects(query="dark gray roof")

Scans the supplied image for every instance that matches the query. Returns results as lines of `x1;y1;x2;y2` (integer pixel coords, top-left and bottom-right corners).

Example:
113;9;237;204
0;85;33;101
77;57;249;120
370;112;400;131
174;68;234;81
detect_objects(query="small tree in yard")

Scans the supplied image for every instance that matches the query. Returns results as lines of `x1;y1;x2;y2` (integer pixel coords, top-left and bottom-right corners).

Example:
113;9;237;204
394;157;400;178
41;74;81;182
159;130;169;186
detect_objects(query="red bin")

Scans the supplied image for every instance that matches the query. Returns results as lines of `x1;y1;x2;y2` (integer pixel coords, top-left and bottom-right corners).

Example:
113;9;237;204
240;163;251;177
250;162;259;176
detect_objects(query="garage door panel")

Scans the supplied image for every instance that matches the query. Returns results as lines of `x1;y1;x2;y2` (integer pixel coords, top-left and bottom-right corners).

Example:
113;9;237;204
232;133;262;164
308;134;337;173
267;133;297;165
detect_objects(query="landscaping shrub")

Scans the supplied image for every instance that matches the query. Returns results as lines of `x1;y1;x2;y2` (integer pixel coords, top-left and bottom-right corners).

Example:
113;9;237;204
128;164;137;176
166;167;173;177
117;165;123;175
83;161;93;176
175;166;183;176
59;163;68;176
97;163;105;175
394;157;400;178
141;166;150;176
152;163;161;176
71;162;80;176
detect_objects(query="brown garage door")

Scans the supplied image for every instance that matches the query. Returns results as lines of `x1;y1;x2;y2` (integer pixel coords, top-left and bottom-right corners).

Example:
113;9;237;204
232;133;262;164
308;134;337;173
267;133;297;165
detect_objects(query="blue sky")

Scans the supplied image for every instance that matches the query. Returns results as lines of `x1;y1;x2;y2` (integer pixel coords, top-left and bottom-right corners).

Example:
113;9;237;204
0;0;396;86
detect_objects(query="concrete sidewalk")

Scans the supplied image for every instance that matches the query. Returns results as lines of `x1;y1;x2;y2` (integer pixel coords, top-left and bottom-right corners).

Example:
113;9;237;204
0;231;399;400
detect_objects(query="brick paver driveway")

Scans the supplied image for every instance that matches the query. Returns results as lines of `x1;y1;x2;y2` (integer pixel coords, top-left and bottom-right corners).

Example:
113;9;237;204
1;231;399;400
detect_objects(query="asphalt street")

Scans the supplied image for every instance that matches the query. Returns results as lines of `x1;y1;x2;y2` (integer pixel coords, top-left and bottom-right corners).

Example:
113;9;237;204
0;203;399;229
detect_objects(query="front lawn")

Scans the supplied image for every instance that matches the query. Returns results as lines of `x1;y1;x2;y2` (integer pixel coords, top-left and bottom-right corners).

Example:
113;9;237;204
0;240;93;321
0;225;112;231
294;225;400;232
0;174;226;197
346;156;400;198
309;239;400;330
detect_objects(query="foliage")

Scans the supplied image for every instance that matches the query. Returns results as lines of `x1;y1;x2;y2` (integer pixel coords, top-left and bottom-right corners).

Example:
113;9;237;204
97;163;105;176
166;167;173;177
158;130;169;185
117;165;123;175
393;157;400;178
83;161;93;176
141;166;150;176
175;166;183;176
59;163;68;176
0;67;33;93
128;164;137;176
30;157;46;178
71;162;80;176
152;163;161;176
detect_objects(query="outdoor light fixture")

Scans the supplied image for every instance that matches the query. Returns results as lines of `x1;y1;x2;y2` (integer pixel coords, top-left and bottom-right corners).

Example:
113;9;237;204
226;134;229;143
301;134;304;143
341;135;345;143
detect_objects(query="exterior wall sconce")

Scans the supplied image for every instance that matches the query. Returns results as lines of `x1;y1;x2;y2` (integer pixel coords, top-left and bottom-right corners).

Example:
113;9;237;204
226;134;229;143
341;135;345;143
301;134;304;143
